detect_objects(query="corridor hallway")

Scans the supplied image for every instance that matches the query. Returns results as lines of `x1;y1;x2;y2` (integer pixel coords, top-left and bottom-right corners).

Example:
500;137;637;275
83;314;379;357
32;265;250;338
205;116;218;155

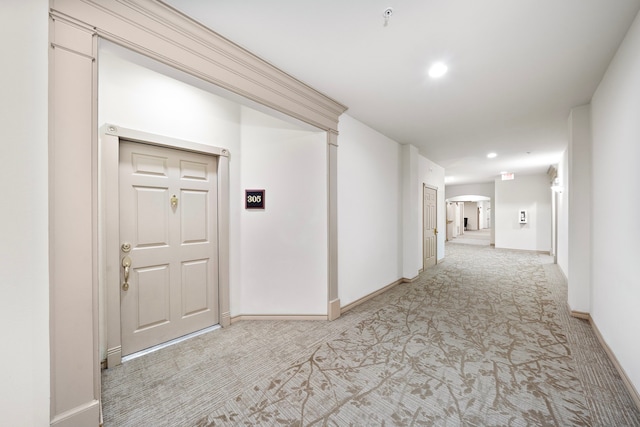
102;244;640;426
449;229;491;246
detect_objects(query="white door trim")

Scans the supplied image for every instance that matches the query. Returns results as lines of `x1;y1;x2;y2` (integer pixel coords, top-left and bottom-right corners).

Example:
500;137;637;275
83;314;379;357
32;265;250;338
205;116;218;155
101;124;230;367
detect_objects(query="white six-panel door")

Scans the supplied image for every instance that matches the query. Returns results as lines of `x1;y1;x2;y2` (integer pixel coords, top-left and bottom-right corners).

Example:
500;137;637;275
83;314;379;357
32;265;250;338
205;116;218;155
119;141;218;356
423;185;437;269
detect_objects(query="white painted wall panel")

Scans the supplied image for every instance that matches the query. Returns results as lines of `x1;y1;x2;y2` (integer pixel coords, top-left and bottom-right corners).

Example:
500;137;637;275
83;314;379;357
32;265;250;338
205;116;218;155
338;115;402;306
338;117;445;304
464;202;479;230
590;9;640;396
494;174;552;252
402;144;420;279
568;106;592;313
0;1;50;424
556;149;569;278
239;107;328;314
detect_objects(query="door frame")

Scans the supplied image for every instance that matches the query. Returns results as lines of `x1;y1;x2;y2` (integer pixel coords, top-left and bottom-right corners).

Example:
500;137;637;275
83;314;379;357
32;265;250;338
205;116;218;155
101;124;230;367
422;184;438;270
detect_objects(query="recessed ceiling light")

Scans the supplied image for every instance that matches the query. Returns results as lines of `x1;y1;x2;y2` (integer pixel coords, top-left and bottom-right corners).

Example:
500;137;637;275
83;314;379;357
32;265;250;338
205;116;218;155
428;62;448;78
487;152;497;159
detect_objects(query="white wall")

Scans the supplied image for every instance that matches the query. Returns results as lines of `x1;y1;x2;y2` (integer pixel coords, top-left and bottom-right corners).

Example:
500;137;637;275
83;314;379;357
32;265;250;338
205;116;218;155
481;200;491;229
494;174;552;252
338;115;403;306
464;202;478;230
98;46;243;146
590;9;640;395
478;202;485;229
556;149;569;278
445;182;495;200
454;203;463;237
338;117;446;306
0;1;50;425
567;105;592;313
402;144;420;278
239;107;327;314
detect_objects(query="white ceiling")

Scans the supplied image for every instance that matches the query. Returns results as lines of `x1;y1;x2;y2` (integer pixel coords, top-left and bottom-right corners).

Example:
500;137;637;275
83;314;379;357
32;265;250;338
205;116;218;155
163;0;640;185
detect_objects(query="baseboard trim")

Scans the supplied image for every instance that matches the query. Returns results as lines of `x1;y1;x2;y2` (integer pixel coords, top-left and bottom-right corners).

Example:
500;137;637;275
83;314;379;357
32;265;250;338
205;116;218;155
228;275;417;324
328;298;341;321
493;246;548;254
50;399;100;427
570;310;590;320
220;311;231;327
230;314;328;323
106;345;122;368
589;316;640;411
341;276;415;315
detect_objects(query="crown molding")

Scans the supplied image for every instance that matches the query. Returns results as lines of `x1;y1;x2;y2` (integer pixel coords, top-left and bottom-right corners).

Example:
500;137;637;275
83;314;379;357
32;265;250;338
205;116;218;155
51;0;348;132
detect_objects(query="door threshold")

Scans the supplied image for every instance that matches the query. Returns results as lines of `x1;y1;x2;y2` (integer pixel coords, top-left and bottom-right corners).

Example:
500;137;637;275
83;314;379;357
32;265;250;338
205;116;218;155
122;324;221;363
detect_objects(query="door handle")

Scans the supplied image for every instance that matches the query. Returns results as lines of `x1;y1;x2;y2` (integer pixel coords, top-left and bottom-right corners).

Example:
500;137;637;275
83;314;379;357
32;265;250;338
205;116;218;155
434;228;438;235
122;256;131;291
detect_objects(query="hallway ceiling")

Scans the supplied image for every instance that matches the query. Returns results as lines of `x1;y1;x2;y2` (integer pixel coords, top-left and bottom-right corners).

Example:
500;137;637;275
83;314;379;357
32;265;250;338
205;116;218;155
163;0;640;185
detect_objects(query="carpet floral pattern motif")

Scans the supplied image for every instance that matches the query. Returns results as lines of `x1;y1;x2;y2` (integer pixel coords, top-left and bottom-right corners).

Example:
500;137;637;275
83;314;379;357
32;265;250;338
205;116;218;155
197;246;591;426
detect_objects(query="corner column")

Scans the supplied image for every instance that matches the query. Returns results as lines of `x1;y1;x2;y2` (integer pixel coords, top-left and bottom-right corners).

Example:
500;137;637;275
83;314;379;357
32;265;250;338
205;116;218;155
217;152;231;327
327;130;340;320
567;105;592;315
49;13;100;427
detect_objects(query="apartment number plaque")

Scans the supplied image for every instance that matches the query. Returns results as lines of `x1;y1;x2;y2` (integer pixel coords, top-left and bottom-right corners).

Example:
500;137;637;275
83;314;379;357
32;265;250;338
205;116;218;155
245;189;265;209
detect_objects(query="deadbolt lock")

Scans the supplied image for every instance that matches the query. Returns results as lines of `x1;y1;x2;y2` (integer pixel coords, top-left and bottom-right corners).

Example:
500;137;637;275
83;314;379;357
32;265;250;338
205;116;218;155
121;242;131;253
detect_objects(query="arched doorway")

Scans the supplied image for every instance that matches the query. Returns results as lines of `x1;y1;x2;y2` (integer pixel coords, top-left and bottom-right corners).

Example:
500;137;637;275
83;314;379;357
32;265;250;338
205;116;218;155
445;195;491;245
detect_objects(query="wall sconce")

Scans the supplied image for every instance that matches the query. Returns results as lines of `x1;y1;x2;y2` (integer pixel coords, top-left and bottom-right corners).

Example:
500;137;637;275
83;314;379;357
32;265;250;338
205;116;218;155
551;177;563;193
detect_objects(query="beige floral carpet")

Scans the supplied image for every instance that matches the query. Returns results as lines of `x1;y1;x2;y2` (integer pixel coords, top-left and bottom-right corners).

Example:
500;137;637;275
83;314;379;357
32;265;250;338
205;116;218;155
102;244;640;426
196;246;591;426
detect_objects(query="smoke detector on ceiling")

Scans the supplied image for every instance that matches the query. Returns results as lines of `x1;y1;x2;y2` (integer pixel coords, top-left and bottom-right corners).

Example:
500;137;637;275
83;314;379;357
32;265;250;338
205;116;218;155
383;7;394;26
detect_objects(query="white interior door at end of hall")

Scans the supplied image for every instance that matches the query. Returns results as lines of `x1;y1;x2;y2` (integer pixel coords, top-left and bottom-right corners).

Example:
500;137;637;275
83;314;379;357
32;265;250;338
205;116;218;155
119;141;218;356
423;186;437;269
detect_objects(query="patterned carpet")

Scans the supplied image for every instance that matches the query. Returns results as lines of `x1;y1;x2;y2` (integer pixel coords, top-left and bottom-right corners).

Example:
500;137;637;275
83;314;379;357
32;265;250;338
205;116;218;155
102;244;640;426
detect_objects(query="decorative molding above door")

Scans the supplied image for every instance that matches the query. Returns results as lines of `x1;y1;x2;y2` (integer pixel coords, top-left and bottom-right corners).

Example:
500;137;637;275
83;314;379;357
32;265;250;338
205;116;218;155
51;0;347;132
